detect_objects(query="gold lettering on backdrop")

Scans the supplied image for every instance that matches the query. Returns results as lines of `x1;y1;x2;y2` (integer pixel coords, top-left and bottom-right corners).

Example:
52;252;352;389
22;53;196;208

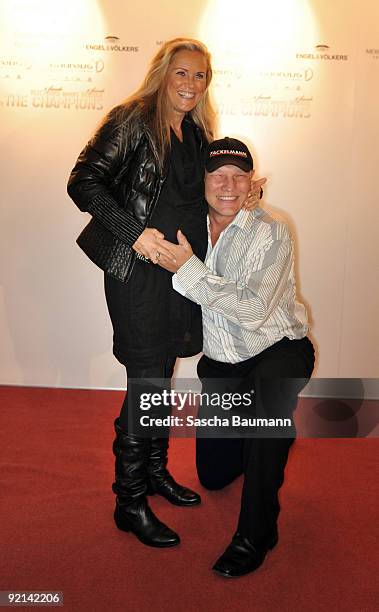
217;97;312;119
30;87;104;110
1;88;104;110
251;96;312;119
4;94;28;107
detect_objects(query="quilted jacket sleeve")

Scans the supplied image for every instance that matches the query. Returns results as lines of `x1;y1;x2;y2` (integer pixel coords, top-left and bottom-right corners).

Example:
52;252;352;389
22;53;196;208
67;107;145;248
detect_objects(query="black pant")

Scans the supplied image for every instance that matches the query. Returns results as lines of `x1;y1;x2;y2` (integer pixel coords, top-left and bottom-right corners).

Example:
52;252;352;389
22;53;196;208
118;357;177;430
196;336;315;544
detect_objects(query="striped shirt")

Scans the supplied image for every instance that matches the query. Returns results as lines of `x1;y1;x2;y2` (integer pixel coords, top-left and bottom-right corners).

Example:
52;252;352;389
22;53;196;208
172;207;308;363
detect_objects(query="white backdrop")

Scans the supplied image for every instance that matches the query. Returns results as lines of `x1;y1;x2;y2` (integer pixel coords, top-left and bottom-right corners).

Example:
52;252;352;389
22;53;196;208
0;0;378;390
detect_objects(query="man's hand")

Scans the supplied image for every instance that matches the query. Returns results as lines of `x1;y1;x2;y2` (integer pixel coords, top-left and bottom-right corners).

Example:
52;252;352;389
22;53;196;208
158;230;194;273
132;227;175;264
243;173;267;211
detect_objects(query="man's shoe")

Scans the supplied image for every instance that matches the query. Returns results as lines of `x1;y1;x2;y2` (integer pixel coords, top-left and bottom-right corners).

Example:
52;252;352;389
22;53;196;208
212;531;278;578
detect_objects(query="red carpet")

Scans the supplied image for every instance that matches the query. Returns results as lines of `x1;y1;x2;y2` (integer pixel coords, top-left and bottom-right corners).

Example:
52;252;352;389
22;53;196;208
0;386;377;611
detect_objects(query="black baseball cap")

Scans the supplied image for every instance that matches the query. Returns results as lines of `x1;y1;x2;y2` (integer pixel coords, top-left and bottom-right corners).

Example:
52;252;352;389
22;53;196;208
205;137;254;172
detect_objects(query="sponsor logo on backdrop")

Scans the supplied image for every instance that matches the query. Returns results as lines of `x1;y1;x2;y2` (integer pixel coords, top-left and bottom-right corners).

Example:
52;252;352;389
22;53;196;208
48;61;105;83
296;52;348;61
84;42;138;52
49;61;104;73
0;58;32;70
366;49;379;61
259;69;313;81
213;68;242;81
0;57;104;82
213;67;313;84
0;57;32;79
213;61;314;119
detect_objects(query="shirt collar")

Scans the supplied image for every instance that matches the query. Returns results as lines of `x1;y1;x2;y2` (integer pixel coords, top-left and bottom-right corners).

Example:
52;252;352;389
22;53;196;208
207;207;263;235
230;208;251;231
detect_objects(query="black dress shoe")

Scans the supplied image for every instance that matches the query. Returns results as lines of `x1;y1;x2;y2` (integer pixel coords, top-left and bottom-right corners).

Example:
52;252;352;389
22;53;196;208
212;531;278;578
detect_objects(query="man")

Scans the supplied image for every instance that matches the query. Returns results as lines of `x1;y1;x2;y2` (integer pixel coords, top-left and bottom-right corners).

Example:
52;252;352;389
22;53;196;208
158;137;315;577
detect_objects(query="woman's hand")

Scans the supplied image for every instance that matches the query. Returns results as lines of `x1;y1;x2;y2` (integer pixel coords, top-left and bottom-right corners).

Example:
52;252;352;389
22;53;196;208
132;228;176;264
243;174;267;211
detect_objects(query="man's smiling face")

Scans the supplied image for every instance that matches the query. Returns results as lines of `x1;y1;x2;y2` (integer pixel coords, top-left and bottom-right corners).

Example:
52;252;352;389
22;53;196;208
205;165;252;219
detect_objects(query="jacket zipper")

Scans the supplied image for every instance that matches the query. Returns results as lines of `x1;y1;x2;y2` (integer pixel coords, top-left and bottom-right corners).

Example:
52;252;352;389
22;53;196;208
125;126;167;281
144;124;167;222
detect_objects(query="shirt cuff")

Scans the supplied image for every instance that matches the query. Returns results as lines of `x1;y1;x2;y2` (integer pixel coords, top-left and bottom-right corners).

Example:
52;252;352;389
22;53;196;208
172;274;186;296
175;255;209;292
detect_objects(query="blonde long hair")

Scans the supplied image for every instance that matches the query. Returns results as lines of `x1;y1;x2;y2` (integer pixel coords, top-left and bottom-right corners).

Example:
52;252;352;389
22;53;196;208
111;38;217;161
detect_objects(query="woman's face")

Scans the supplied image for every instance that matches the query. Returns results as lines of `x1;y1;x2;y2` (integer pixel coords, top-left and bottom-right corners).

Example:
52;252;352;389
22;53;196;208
165;49;208;120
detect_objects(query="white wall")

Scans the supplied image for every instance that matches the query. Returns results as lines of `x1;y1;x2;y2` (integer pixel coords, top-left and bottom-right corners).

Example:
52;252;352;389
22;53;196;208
0;0;378;391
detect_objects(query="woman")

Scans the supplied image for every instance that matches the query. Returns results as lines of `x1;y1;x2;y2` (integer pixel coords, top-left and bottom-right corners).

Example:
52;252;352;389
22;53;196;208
67;38;262;549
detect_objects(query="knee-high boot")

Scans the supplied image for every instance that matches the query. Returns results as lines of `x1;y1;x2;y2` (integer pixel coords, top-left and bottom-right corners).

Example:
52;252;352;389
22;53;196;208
147;436;201;506
112;419;180;547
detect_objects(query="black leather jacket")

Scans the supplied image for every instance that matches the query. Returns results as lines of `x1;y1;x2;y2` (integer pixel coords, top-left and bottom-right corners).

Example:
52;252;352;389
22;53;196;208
67;106;206;282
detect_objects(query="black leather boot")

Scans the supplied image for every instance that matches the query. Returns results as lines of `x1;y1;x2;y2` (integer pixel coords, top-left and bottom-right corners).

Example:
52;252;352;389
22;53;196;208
112;419;180;547
147;437;201;506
